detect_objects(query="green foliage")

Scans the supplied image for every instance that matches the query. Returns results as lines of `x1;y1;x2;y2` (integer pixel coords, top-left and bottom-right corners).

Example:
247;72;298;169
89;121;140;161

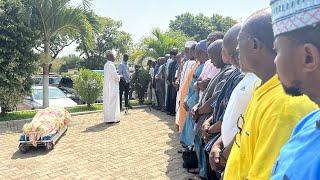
131;68;150;104
67;103;102;113
59;64;69;73
169;13;237;41
144;28;189;57
25;0;96;108
169;13;214;41
211;13;238;32
73;69;103;107
27;0;95;61
51;55;83;73
77;16;133;70
0;110;37;122
132;28;189;64
0;0;38;114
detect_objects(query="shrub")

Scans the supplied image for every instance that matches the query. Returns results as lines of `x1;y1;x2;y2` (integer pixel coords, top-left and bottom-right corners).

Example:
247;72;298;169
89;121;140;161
131;67;150;104
0;0;38;115
73;69;103;107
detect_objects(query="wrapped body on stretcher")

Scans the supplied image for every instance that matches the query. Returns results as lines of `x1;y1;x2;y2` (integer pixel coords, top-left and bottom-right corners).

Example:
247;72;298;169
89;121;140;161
22;107;71;147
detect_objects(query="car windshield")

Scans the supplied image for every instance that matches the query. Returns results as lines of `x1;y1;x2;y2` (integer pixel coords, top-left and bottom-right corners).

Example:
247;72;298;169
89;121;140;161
33;77;61;85
33;88;66;100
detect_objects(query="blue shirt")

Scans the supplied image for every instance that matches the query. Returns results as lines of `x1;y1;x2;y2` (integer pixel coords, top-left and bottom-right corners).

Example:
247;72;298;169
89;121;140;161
186;63;204;108
272;109;320;180
118;61;130;83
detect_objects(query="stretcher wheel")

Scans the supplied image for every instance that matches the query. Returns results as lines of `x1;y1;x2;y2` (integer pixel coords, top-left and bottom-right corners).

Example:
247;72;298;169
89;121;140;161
19;143;29;153
45;142;54;151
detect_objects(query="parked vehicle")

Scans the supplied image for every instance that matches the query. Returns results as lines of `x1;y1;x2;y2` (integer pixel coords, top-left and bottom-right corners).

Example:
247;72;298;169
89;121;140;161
33;74;62;87
57;77;84;104
58;77;73;88
23;86;77;109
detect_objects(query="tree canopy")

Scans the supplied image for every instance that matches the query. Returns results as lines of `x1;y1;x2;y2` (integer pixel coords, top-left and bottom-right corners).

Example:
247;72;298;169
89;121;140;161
131;28;189;64
169;13;237;41
77;16;133;70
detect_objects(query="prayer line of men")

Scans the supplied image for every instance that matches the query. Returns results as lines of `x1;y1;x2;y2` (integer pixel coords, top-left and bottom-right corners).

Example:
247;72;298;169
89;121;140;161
138;4;320;180
103;1;320;179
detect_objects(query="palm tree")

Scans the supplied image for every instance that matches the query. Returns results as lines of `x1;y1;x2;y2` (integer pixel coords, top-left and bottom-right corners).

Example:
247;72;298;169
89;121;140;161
28;0;94;108
143;28;189;58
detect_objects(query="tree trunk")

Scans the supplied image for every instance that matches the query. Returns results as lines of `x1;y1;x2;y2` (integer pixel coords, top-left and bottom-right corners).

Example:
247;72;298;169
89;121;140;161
43;64;49;108
43;40;50;108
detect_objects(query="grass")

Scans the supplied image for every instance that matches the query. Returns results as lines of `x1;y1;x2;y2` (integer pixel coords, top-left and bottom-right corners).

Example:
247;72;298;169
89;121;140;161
0;100;141;122
67;103;103;113
0;111;37;122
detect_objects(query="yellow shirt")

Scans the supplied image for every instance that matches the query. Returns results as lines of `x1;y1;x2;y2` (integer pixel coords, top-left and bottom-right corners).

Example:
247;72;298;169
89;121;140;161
224;75;317;180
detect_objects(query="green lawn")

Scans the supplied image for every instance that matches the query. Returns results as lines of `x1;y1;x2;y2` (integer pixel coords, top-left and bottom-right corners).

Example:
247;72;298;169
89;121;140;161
0;110;37;122
0;100;141;122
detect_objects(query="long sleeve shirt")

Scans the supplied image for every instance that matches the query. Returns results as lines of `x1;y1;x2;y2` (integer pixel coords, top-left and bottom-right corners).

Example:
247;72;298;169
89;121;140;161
118;61;130;83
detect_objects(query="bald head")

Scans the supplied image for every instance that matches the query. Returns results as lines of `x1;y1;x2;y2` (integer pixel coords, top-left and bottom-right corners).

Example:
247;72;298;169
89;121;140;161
223;23;242;56
241;8;275;53
208;39;225;68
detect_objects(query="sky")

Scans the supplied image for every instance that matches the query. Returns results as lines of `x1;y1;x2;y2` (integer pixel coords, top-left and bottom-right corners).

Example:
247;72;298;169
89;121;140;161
60;0;270;56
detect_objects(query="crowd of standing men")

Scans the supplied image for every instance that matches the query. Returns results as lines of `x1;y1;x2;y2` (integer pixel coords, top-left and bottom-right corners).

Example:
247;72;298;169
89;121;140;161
142;1;320;179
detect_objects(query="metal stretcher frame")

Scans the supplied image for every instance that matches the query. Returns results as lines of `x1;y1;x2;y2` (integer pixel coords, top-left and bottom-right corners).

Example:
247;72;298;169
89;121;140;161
18;126;68;153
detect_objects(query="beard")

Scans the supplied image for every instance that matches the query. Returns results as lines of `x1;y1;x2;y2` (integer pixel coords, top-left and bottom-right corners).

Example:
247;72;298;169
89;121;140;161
282;84;303;96
278;76;303;96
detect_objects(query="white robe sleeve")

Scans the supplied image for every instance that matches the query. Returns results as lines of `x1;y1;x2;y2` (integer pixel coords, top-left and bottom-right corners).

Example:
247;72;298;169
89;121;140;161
110;63;121;82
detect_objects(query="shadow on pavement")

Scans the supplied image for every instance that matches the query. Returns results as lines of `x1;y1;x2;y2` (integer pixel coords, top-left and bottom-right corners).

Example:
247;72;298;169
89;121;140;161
143;108;191;180
82;122;119;133
11;146;49;160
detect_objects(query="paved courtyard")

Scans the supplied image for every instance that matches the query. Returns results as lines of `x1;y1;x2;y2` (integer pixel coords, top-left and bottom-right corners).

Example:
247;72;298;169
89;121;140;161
0;108;191;179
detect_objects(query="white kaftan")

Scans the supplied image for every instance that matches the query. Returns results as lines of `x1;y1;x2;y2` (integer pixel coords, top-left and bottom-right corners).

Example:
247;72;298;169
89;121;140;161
103;61;121;123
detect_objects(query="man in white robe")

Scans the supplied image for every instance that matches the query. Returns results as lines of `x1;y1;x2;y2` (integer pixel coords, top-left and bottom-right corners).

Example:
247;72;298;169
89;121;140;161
103;51;121;123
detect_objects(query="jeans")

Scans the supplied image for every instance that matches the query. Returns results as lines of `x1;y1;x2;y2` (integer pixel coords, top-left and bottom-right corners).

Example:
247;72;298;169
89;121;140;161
195;134;208;179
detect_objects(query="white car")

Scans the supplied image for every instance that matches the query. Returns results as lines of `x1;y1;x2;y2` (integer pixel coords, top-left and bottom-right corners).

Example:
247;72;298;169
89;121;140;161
24;86;77;109
33;75;62;87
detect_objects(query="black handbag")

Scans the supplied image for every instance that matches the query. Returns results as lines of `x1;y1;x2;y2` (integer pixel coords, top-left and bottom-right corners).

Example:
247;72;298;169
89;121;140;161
182;146;198;169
